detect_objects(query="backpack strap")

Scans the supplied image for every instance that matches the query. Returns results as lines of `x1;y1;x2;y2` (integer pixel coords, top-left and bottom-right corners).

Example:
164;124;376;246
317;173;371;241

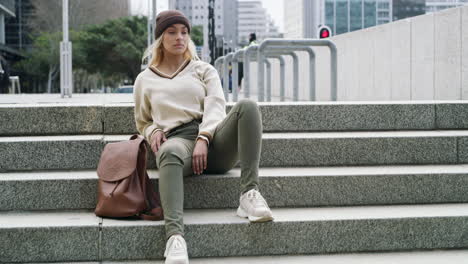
138;207;164;221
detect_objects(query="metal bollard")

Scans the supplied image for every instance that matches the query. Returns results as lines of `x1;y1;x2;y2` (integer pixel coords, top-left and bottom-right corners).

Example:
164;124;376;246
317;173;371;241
264;46;316;101
258;39;337;101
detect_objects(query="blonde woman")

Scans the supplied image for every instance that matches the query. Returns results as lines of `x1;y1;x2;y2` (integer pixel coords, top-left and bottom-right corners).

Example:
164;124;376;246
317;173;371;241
133;10;273;264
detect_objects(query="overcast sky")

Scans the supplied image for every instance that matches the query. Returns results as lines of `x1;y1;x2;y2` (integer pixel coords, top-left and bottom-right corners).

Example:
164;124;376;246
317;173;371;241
130;0;285;33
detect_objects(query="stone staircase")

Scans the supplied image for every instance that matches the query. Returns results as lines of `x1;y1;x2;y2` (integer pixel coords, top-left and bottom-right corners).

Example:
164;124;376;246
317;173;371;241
1;97;468;263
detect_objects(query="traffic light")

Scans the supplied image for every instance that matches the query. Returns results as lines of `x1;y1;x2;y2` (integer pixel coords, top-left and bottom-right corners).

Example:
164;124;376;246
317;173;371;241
318;25;332;39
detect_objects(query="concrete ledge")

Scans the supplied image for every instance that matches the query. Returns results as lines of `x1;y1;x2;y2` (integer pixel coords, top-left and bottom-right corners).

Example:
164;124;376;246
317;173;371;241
2;165;468;211
436;103;468;129
3;101;468;136
0;211;100;263
103;204;468;259
1;131;466;171
15;249;468;263
3;204;467;262
0;135;104;171
0;105;103;136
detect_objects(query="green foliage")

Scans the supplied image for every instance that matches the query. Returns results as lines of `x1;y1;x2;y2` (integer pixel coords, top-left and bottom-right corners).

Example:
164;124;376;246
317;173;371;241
13;15;149;93
191;25;203;46
14;30;87;92
78;15;148;83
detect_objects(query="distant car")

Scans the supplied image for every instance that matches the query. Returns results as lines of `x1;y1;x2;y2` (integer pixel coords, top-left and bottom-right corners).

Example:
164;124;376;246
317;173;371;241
114;85;133;93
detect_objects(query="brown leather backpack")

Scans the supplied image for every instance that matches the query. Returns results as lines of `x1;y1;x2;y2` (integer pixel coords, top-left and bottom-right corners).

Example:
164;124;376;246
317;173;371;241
95;134;163;220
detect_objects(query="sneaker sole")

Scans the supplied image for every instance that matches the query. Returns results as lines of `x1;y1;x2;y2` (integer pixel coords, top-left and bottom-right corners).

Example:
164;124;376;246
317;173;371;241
237;206;274;223
165;256;189;264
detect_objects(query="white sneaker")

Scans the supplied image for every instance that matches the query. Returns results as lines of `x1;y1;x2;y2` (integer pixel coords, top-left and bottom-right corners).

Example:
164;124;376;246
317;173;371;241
164;234;189;264
237;189;274;222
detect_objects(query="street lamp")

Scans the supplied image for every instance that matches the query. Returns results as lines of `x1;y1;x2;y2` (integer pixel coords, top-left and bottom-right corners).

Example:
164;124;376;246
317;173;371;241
60;0;72;97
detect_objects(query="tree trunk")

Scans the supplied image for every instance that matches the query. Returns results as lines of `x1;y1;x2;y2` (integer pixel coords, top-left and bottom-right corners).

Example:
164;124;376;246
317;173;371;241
47;68;53;93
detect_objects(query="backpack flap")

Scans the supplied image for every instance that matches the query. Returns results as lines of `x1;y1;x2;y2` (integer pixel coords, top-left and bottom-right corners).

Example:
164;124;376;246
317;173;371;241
97;136;144;182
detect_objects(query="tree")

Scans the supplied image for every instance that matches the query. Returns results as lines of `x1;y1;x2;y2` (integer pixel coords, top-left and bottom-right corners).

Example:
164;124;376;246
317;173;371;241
13;15;147;93
14;30;88;93
30;0;130;33
78;16;148;83
191;25;203;46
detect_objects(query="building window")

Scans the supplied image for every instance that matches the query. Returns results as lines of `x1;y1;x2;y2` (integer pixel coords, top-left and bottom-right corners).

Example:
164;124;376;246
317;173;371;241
195;16;198;19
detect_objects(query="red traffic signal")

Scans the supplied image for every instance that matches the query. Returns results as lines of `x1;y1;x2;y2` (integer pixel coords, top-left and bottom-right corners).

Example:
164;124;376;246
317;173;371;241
318;25;332;39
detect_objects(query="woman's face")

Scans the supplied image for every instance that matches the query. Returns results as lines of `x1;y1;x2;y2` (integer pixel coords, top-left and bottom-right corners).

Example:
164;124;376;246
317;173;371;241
162;24;189;56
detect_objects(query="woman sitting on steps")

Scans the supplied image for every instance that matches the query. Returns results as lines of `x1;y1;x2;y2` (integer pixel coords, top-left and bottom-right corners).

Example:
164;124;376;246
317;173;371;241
133;10;273;264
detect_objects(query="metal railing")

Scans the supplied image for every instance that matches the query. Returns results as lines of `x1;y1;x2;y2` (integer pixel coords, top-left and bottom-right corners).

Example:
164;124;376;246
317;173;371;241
258;39;337;101
264;46;316;101
215;38;337;102
264;51;297;101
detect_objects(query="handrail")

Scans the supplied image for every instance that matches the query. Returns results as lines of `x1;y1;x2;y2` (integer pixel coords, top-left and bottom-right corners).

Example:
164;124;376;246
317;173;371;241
258;39;337;101
222;52;234;101
262;55;286;101
264;46;316;101
264;51;298;101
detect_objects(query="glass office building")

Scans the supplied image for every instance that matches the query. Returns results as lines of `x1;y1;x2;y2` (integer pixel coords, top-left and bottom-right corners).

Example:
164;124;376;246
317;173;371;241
325;0;392;36
324;0;427;36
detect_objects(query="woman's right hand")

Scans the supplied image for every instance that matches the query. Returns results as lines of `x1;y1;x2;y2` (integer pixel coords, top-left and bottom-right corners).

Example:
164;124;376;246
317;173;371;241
150;130;167;153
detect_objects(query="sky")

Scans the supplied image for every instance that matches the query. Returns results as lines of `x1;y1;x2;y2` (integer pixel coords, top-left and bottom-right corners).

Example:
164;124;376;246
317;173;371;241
130;0;285;33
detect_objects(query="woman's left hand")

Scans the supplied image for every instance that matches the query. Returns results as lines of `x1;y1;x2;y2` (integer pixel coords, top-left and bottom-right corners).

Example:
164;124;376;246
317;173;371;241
192;139;208;175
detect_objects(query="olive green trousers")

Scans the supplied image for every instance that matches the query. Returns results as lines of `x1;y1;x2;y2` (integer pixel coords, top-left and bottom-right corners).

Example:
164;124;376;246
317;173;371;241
155;99;263;239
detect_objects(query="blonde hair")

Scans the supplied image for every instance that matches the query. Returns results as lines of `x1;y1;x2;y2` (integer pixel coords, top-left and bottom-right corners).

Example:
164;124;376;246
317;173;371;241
142;32;200;67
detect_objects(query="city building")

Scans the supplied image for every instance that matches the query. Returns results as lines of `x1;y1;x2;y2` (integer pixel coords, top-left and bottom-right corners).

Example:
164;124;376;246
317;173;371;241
0;0;15;46
4;0;130;54
4;0;33;52
425;0;468;13
324;0;392;36
393;0;425;21
285;0;393;38
237;1;281;46
283;0;304;39
169;0;238;61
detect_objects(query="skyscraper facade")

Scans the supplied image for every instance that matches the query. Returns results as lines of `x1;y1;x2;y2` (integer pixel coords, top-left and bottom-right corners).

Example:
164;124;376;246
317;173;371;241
237;1;281;46
324;0;392;36
0;0;15;45
393;0;425;21
4;0;33;52
169;0;238;61
425;0;468;13
285;0;395;38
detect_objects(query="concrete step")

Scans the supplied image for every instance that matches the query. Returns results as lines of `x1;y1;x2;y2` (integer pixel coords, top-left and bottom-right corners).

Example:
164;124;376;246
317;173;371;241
1;131;468;171
1;100;468;136
2;204;468;262
2;165;468;211
18;249;468;263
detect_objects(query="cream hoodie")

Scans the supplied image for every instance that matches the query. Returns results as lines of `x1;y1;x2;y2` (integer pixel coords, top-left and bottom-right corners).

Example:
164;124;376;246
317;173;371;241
133;59;226;144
